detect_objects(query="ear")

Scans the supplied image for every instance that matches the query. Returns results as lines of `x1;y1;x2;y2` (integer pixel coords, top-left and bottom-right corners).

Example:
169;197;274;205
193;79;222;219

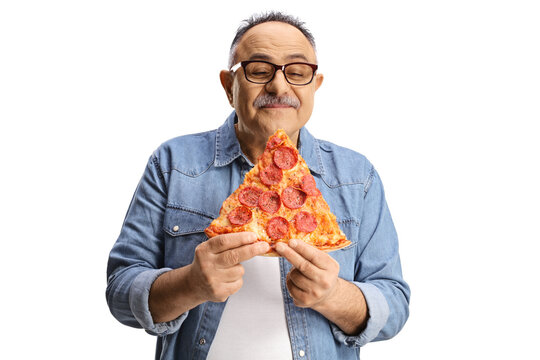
220;70;234;106
314;73;324;91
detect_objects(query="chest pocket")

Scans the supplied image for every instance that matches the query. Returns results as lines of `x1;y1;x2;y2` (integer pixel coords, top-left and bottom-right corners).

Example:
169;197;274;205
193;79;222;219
162;206;214;269
327;219;359;282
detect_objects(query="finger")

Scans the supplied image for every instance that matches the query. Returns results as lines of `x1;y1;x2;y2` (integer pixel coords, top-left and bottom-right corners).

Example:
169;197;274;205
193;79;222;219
213;278;244;302
206;232;258;253
220;264;245;283
287;268;312;292
275;241;317;279
286;274;309;307
226;278;244;296
287;239;330;270
216;241;270;268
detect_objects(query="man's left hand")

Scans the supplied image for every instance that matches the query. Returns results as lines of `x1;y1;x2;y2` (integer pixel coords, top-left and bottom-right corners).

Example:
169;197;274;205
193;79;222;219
275;239;340;310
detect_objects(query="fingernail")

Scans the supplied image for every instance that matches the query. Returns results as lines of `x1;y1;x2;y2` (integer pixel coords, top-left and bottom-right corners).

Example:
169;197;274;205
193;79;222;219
259;242;270;251
275;242;285;252
289;239;298;247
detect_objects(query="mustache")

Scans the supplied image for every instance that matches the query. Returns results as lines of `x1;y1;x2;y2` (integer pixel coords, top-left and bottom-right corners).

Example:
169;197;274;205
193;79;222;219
253;94;300;109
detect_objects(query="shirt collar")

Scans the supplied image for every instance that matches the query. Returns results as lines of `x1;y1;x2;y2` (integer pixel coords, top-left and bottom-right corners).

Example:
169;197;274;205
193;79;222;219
214;111;243;167
214;110;325;175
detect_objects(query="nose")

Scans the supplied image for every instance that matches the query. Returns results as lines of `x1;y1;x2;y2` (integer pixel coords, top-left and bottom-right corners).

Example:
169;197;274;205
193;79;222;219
264;69;290;95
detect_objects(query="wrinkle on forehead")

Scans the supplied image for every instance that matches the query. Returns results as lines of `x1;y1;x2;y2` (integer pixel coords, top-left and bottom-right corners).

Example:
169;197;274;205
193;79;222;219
249;52;310;62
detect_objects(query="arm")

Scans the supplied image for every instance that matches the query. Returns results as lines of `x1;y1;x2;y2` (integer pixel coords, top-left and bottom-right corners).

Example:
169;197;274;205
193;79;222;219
106;154;172;333
149;233;269;323
275;240;368;335
106;152;270;332
316;279;368;335
276;166;410;345
353;167;410;341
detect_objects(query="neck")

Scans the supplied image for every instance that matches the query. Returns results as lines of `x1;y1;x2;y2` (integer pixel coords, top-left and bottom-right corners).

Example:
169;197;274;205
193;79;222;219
234;123;300;164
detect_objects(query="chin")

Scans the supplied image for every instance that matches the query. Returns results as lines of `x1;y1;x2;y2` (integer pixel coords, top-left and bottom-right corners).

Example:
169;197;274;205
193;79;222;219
263;121;302;142
249;111;306;140
264;117;292;130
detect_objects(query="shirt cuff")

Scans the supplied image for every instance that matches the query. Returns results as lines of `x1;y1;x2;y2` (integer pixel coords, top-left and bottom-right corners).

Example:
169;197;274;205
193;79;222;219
129;268;188;336
330;281;390;347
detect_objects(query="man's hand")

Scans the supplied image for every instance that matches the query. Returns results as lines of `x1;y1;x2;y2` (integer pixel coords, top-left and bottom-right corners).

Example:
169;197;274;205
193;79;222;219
275;239;368;335
149;232;269;323
275;239;340;309
188;232;270;303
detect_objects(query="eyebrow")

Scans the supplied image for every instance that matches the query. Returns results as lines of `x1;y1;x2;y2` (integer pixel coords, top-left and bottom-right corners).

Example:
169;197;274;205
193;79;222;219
248;53;311;63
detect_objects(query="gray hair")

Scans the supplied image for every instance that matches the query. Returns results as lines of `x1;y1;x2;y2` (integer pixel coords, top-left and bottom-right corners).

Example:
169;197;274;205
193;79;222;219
228;11;317;68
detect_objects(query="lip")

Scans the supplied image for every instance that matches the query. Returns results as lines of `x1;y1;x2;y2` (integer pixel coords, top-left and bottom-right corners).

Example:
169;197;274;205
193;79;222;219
261;104;294;108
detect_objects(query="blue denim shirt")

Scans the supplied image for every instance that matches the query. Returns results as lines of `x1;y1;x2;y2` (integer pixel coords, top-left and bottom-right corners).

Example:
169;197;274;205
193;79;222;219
106;111;410;360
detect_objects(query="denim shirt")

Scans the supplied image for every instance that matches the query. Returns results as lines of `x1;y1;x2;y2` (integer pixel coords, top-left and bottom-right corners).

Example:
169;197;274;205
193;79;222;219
106;111;410;360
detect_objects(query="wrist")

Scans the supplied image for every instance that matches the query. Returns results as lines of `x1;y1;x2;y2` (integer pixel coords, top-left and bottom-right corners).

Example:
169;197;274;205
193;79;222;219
312;277;343;313
182;264;207;305
182;263;195;292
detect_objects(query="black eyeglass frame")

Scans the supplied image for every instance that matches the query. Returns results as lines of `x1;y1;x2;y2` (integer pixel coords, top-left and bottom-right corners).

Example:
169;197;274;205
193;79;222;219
230;60;319;86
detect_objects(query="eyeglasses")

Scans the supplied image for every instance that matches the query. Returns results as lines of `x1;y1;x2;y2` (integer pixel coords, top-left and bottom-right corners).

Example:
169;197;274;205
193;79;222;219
230;60;318;86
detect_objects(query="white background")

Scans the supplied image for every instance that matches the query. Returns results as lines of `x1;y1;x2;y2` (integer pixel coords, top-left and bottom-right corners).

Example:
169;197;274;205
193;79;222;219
1;1;539;359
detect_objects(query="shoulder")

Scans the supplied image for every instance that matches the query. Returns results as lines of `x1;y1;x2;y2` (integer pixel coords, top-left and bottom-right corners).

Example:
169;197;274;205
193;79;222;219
315;137;374;189
152;130;216;177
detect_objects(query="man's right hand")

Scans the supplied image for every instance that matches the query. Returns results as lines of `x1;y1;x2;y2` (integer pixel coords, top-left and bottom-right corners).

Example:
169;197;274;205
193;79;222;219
149;232;269;323
188;232;270;302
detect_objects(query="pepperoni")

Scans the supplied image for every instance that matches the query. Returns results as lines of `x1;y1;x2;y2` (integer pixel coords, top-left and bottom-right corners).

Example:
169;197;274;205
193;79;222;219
258;191;281;214
238;186;263;208
227;206;252;226
301;174;321;196
273;146;298;170
281;186;307;209
266;135;283;150
260;163;283;186
266;216;289;240
294;211;317;233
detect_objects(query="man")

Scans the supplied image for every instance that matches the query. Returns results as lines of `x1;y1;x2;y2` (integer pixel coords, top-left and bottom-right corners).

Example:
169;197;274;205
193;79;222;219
107;12;410;359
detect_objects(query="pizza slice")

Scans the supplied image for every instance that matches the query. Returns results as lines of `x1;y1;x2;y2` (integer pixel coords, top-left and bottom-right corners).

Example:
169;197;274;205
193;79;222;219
204;129;351;256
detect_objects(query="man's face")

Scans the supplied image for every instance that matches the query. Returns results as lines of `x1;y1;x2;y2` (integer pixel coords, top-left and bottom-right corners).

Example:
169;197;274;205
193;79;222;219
222;21;323;142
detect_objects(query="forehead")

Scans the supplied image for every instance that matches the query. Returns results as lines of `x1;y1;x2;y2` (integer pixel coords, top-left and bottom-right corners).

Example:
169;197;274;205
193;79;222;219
235;21;316;63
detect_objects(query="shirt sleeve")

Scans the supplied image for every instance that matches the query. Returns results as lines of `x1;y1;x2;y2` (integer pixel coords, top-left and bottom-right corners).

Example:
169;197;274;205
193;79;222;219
106;153;188;336
129;268;187;335
331;165;411;347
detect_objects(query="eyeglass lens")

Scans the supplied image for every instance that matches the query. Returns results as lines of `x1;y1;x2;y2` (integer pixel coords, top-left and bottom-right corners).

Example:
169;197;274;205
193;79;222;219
245;62;314;85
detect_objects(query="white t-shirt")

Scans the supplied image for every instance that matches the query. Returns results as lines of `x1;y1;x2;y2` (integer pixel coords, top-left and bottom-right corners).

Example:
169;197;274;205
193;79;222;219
206;256;293;359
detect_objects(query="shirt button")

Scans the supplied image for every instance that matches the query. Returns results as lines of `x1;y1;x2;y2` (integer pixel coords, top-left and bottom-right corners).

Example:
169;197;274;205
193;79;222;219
172;225;179;232
199;338;206;345
299;350;305;357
